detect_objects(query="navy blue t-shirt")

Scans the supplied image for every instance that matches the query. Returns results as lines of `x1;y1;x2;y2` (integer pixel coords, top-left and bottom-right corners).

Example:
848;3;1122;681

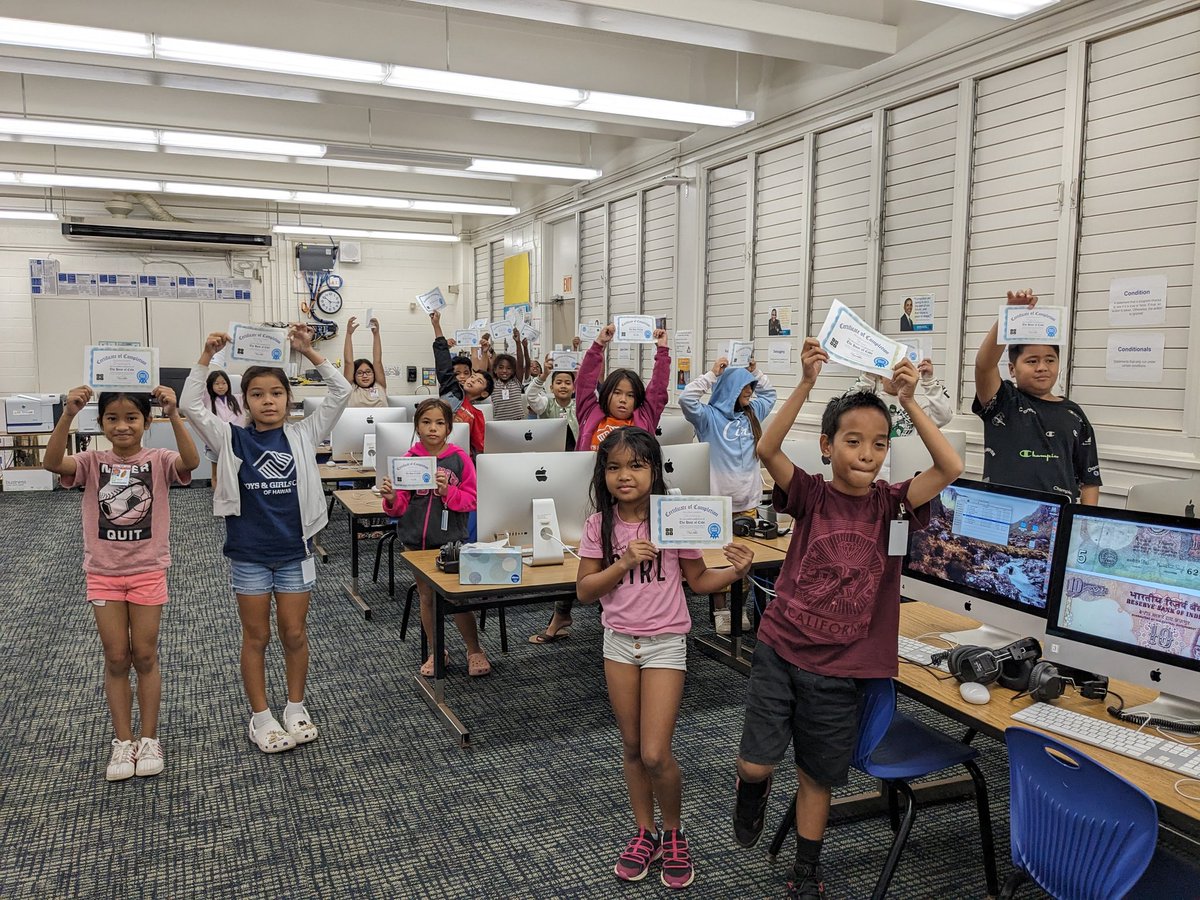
225;424;306;564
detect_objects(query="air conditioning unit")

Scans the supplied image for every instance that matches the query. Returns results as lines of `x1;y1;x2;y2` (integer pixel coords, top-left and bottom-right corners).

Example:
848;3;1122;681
61;218;272;252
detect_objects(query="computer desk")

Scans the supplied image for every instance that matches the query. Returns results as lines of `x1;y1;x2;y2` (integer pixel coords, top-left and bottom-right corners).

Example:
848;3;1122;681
331;489;391;621
899;601;1200;837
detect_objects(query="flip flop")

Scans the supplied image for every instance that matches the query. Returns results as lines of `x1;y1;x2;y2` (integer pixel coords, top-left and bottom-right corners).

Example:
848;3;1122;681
528;629;571;645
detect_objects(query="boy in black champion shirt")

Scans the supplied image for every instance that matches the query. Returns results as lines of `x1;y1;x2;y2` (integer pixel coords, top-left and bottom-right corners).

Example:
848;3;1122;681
972;289;1101;504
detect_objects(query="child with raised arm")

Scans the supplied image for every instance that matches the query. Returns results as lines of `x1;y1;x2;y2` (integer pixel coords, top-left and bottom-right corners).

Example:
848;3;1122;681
343;315;388;407
732;338;963;899
380;398;491;676
181;325;351;754
973;289;1101;503
577;427;753;889
44;385;199;780
527;351;579;450
431;311;491;455
849;356;953;437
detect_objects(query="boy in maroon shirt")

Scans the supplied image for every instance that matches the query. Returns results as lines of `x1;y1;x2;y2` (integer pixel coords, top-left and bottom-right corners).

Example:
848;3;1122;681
732;338;964;898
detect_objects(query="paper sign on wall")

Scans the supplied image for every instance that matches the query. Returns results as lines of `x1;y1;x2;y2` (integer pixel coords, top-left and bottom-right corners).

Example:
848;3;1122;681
674;330;693;357
1108;275;1167;327
900;294;934;332
766;307;792;337
768;342;791;372
615;343;635;363
1105;333;1164;383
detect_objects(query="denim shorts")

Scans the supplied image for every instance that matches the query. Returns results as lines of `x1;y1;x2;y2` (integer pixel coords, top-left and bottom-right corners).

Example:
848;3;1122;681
230;557;316;595
602;628;688;671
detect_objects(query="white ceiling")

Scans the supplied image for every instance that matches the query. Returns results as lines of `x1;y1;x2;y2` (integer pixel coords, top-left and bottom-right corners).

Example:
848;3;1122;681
0;0;1065;228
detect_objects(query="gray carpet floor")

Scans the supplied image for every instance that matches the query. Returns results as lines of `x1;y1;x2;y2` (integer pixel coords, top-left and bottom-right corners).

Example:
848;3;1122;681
1;485;1028;898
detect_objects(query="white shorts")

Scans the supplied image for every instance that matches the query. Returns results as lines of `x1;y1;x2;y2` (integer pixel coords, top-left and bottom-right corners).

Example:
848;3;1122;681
602;628;688;671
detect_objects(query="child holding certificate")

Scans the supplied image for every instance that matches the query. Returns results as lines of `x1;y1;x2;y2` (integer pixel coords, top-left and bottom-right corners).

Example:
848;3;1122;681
489;350;528;421
342;315;388;408
43;385;199;781
531;323;672;645
972;289;1101;503
527;351;579;450
431;312;491;455
380;398;490;677
576;427;752;890
733;338;962;899
181;325;351;755
679;355;777;634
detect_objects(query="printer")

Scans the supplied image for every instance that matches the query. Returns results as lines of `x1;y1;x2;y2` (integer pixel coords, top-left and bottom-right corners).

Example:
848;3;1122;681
5;394;64;433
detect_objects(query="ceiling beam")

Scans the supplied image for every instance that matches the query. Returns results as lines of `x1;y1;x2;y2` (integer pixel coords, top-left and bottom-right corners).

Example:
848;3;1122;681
406;0;897;66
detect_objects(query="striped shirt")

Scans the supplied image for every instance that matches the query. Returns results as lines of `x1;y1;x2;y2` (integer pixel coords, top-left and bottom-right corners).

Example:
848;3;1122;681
490;377;528;421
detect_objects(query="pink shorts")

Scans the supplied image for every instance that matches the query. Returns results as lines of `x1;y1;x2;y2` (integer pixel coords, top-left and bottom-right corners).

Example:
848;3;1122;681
85;570;169;606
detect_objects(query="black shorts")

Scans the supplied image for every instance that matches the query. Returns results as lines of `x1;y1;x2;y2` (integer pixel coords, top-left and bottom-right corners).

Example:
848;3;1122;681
738;641;862;787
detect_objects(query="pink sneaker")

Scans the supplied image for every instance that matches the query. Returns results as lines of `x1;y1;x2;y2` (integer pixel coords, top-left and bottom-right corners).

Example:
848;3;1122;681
660;828;695;889
614;827;661;882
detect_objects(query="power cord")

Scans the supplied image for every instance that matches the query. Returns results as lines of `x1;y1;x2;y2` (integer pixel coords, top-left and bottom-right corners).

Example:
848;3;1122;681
1106;690;1200;734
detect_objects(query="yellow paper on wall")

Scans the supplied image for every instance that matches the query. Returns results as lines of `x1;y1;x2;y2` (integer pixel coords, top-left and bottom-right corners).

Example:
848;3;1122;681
503;251;530;307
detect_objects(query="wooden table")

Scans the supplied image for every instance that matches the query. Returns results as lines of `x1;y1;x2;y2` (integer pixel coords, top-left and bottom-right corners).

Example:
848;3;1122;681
331;489;391;620
898;602;1200;836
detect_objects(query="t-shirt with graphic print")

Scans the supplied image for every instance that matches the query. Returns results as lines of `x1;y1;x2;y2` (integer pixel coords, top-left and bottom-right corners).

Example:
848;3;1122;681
590;416;631;450
972;380;1102;502
61;447;191;576
578;511;703;636
756;468;931;679
224;424;305;564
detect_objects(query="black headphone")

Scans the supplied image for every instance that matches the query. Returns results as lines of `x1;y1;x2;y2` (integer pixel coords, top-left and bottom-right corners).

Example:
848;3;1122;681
936;637;1044;687
436;540;463;573
733;517;779;539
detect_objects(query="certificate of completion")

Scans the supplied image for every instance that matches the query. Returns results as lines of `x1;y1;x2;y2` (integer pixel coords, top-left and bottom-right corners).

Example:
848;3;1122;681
723;340;754;367
651;495;733;550
230;323;289;363
551;351;581;372
417;287;446;314
999;305;1064;344
578;320;603;342
454;329;481;348
489;320;514;341
614;315;657;344
389;455;436;490
817;300;910;375
83;346;159;391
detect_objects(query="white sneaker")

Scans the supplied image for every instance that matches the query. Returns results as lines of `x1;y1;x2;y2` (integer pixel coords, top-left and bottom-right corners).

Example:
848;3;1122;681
742;608;753;631
106;739;136;781
135;737;164;777
283;708;319;745
247;716;296;754
713;609;732;636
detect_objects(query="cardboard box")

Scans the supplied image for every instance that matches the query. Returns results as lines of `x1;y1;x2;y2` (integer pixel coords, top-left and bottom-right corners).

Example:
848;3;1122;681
460;547;523;586
3;468;54;491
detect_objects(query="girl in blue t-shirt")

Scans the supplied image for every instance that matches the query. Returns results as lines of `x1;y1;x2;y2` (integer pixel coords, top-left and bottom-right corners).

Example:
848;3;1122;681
181;326;351;755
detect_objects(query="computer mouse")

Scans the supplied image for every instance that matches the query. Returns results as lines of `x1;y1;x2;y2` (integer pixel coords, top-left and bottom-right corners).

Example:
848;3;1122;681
959;681;991;705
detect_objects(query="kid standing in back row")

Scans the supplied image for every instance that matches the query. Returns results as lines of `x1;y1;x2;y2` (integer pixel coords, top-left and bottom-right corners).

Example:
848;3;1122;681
182;325;351;755
732;338;962;899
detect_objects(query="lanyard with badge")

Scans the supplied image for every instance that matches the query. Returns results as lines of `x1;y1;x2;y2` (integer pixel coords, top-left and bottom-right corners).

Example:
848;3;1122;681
888;502;909;556
109;463;133;487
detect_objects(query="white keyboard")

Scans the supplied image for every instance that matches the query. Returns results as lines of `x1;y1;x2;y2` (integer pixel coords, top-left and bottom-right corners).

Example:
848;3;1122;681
1012;703;1200;776
897;635;950;672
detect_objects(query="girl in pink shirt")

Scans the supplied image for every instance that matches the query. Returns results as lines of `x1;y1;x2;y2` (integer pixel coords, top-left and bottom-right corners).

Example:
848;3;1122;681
576;427;752;890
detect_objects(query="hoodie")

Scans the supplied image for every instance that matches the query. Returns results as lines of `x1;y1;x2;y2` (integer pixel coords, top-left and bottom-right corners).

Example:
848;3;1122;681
679;367;777;512
381;441;477;550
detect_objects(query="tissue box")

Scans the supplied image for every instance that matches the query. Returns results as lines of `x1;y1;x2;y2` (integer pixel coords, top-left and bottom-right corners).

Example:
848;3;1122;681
460;547;523;586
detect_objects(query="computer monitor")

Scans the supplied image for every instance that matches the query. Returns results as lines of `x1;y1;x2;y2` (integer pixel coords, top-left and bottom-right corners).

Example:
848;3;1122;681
387;394;431;418
302;397;323;418
485;419;568;453
653;417;695;445
476;451;597;550
479;402;495;421
374;421;470;489
331;408;408;460
1044;504;1200;722
888;430;968;481
781;438;832;481
659;442;711;496
1125;476;1200;517
902;478;1068;647
156;367;191;406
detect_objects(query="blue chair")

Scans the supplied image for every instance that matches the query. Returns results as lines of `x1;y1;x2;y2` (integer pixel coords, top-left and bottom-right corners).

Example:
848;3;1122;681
769;678;998;900
1001;727;1159;900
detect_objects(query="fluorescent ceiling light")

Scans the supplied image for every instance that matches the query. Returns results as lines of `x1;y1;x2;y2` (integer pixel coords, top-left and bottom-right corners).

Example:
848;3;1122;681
17;172;160;191
272;225;459;243
292;191;415;211
576;92;754;128
468;159;601;180
409;200;520;215
0;117;157;145
384;67;583;107
0;17;152;56
163;182;294;201
0;209;58;220
0;172;16;183
160;131;326;158
154;36;386;82
914;0;1058;17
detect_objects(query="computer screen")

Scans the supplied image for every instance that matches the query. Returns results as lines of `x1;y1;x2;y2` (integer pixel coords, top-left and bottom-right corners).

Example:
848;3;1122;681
654;418;695;445
659;442;711;496
902;478;1067;645
375;422;470;489
156;367;191;407
1044;505;1200;717
331;408;408;459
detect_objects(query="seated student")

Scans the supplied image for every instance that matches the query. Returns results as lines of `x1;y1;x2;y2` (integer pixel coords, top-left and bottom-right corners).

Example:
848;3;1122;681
527;352;579;451
732;337;962;899
343;315;387;407
489;348;528;421
973;289;1101;504
849;356;952;437
430;311;491;456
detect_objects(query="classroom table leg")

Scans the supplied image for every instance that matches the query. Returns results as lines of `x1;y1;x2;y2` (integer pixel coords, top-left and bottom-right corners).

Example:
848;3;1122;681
414;587;470;748
341;510;373;620
693;578;752;675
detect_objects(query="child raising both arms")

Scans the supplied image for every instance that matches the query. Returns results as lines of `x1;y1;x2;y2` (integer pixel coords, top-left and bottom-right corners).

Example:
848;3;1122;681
343;315;388;408
527;351;579;451
430;311;492;455
577;428;753;890
181;325;352;755
380;398;491;677
44;385;199;781
732;338;962;899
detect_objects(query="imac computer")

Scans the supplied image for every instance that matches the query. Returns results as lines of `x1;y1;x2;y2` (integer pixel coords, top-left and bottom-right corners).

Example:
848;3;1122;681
902;478;1068;647
374;421;470;489
476;451;597;554
1125;476;1200;517
1044;504;1200;722
479;402;495;421
658;442;711;496
654;418;695;445
485;419;568;454
303;395;383;420
331;408;408;460
781;439;831;481
888;431;968;481
387;394;431;418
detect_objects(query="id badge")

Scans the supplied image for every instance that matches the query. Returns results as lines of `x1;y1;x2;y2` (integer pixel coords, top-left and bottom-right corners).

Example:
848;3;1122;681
301;555;317;584
502;388;510;401
888;519;910;556
108;464;132;487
